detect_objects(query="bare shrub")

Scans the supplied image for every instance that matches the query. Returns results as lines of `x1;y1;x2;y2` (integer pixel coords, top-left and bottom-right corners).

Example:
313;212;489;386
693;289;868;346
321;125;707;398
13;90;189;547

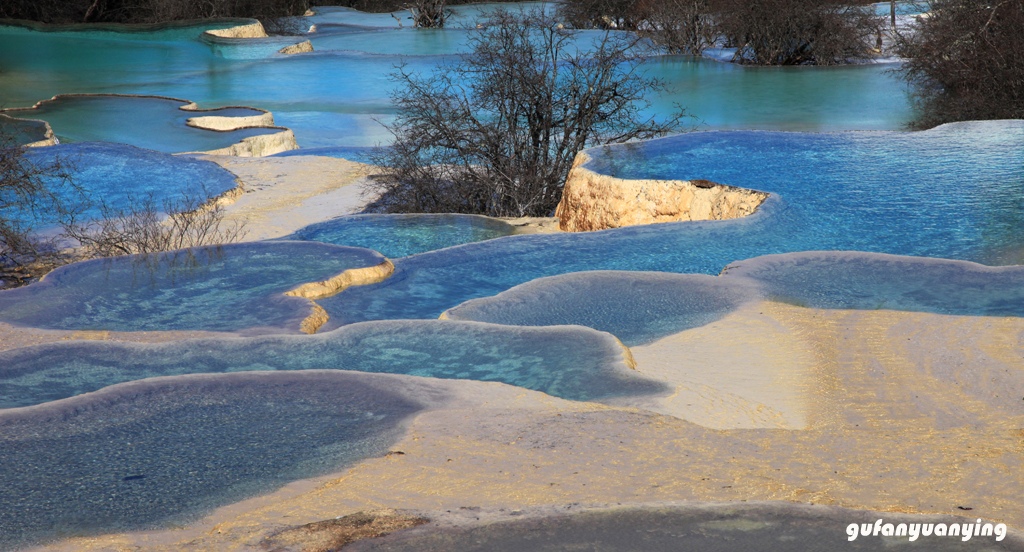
715;0;881;65
897;0;1024;128
404;0;449;27
61;191;248;259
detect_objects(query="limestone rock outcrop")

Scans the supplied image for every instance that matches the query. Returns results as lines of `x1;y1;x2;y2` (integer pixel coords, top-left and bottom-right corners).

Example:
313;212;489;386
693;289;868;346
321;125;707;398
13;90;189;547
555;152;769;232
202;21;268;39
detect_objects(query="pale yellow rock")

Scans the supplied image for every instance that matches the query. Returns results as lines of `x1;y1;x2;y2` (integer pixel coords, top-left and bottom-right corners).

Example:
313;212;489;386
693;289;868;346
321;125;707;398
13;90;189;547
185;112;275;131
287;260;396;334
202;21;268;39
279;40;314;55
555;152;769;231
298;303;330;335
285;260;395;301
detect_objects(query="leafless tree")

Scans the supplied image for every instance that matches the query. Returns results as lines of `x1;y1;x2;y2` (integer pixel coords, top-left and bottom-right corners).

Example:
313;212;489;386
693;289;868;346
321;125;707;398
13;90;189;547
2;125;247;288
897;0;1024;128
368;8;689;217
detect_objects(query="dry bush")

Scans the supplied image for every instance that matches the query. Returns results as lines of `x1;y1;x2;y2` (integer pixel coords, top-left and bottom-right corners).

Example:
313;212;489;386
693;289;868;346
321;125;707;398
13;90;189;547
639;0;720;55
715;0;880;65
558;0;881;64
897;0;1024;128
404;0;449;27
61;191;247;259
557;0;652;30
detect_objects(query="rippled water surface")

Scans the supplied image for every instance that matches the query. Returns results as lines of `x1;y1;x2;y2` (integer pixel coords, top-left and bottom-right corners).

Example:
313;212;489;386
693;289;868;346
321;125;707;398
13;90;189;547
1;5;1022;549
0;241;386;332
319;121;1024;326
0;319;656;408
0;2;913;150
0;371;422;551
7;96;278;152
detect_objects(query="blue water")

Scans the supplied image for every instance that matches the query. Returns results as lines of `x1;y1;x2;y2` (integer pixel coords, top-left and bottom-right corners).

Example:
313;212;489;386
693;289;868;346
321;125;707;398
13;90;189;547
0;241;386;332
317;121;1024;326
17;142;238;224
0;5;913;152
271;144;379;161
288;214;516;258
722;251;1024;315
0;371;421;551
0;6;1021;549
0;114;49;143
0;319;656;409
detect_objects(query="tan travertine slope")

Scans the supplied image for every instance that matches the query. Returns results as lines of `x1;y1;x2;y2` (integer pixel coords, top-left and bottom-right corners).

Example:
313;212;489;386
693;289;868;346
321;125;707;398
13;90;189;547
622;302;815;430
207;155;379;241
24;304;1024;551
556;152;769;231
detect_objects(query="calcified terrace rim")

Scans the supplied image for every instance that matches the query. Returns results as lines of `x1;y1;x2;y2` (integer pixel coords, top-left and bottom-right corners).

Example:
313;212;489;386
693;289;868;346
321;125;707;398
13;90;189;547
439;250;1024;346
0;112;56;147
0;93;294;155
4;241;395;334
288;259;396;333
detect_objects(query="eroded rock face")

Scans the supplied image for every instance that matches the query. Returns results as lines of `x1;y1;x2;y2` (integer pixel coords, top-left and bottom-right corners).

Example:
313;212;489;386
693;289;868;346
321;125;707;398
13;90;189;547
202;21;268;39
555;153;769;232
